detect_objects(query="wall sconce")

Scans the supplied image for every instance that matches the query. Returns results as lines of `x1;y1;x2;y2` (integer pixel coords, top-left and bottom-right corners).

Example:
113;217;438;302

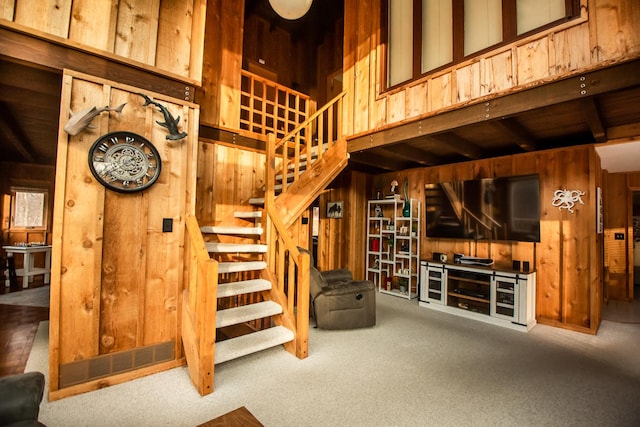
268;0;313;20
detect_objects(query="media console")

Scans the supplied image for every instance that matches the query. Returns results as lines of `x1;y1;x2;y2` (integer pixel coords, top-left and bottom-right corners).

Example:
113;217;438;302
419;260;536;332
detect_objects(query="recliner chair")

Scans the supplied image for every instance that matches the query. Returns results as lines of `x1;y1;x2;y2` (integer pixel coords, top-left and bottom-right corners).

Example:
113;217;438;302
299;247;376;330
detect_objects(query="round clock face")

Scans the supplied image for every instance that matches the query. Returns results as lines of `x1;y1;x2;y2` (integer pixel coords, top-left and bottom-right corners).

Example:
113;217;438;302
88;131;162;193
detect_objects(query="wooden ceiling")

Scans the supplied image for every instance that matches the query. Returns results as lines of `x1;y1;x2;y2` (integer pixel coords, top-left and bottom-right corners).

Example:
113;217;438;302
0;59;61;165
346;59;640;173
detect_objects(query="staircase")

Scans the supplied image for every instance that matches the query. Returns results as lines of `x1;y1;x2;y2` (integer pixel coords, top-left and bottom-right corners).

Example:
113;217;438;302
182;91;348;396
200;210;293;364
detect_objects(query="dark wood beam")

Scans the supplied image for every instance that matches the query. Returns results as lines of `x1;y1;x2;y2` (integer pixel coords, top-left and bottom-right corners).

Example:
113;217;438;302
490;118;538;151
348;150;412;172
429;133;483;159
0;27;195;101
199;125;266;151
348;58;640;152
379;143;443;166
580;98;606;143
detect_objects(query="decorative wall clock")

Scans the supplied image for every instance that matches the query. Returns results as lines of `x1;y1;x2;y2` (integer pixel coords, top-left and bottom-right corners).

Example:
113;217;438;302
88;131;162;193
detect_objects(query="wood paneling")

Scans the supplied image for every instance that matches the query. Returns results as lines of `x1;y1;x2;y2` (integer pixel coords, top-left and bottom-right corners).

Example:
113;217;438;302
198;0;244;127
604;170;640;301
2;0;205;83
317;171;369;279
195;140;267;226
49;70;198;399
343;0;640;136
371;145;601;333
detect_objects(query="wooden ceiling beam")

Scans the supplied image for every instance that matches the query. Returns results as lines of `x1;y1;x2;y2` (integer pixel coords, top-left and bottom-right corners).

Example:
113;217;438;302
348;150;412;172
429;133;484;159
606;122;640;140
0;27;194;101
580;98;606;142
348;58;640;152
379;143;443;166
490;118;538;151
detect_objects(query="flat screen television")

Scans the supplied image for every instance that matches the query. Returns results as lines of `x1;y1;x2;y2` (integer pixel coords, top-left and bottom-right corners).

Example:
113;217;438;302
425;174;540;242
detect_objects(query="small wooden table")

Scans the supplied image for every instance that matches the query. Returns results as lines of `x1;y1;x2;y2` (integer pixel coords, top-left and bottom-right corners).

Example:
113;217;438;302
3;245;52;288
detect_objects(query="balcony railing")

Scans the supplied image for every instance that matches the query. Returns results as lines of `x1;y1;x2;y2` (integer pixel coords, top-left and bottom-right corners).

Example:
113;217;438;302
240;70;314;140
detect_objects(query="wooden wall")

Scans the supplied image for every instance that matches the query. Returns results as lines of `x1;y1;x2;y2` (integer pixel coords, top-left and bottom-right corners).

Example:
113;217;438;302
367;145;603;333
342;0;640;136
604;170;640;300
48;70;199;399
195;139;266;226
198;0;244;127
317;171;369;278
0;0;206;84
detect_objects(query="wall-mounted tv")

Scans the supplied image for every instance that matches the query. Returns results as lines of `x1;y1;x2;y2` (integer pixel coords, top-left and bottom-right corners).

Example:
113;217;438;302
425;174;540;242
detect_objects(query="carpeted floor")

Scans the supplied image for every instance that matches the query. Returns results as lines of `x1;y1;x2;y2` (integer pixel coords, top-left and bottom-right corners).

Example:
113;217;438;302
26;293;640;427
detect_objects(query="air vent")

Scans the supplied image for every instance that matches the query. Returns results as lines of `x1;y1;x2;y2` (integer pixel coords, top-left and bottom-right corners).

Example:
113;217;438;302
59;340;175;388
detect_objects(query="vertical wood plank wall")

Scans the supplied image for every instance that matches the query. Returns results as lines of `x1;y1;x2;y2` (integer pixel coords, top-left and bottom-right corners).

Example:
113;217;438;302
49;70;199;399
195;140;267;226
366;145;602;333
1;0;205;84
198;0;244;127
317;171;369;278
342;0;640;135
605;171;640;300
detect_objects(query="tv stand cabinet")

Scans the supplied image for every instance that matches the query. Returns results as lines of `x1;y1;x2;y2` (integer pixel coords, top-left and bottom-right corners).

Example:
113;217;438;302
419;261;536;332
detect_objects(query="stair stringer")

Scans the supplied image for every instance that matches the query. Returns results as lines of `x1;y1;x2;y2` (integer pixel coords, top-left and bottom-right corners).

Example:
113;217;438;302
274;138;349;228
202;212;297;367
259;268;299;356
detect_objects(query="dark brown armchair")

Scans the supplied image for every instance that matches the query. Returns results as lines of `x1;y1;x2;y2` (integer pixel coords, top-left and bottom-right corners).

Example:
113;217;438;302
300;248;376;330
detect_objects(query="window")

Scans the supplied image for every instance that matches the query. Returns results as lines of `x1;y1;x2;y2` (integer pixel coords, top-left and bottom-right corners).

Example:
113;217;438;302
10;188;48;229
386;0;578;88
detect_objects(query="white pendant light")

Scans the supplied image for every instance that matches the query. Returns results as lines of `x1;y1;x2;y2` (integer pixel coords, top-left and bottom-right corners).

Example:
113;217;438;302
268;0;313;20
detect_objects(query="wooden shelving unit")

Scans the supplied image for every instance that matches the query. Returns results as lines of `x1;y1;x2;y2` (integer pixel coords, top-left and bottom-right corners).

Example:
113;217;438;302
366;198;420;300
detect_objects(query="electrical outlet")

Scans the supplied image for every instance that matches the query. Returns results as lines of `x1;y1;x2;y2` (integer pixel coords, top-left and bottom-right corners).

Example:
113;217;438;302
614;233;624;240
162;218;173;233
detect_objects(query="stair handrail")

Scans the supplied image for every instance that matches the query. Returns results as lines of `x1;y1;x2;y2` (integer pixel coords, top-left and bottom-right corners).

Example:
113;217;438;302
262;202;310;359
182;214;218;395
269;91;347;196
261;90;348;361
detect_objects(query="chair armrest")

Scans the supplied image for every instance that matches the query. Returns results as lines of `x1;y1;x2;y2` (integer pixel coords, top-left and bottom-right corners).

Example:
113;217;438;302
0;372;45;425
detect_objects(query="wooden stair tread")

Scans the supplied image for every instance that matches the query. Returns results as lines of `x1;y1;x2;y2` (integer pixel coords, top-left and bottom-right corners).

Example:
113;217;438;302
200;225;263;235
216;300;283;328
248;197;265;206
206;242;268;253
218;260;267;274
218;278;272;298
234;211;262;219
215;325;294;364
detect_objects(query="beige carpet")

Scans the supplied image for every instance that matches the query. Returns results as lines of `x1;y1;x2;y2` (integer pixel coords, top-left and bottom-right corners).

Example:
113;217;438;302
25;294;640;427
0;285;50;307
